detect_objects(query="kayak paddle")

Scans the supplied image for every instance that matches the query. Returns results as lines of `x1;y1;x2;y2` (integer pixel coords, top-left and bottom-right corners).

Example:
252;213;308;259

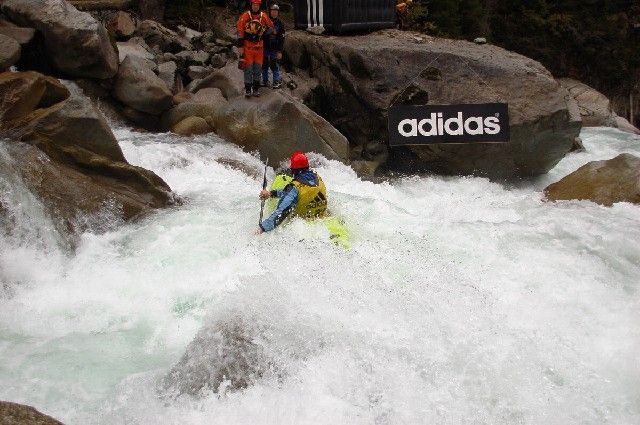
259;158;268;225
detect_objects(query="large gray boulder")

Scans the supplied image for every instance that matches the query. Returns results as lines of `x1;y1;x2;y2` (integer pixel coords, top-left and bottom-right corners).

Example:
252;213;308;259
286;30;582;178
135;20;191;54
160;87;227;130
176;50;210;67
116;37;155;63
1;0;118;79
544;153;640;206
163;315;270;395
172;116;214;136
0;33;20;71
0;18;36;46
215;90;349;166
157;60;178;93
0;71;176;237
114;55;173;115
560;79;640;135
613;116;640;135
559;78;617;127
188;61;243;99
104;10;136;40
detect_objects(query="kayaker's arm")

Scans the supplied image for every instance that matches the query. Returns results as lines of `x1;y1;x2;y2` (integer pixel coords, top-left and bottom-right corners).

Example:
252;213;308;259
260;185;298;232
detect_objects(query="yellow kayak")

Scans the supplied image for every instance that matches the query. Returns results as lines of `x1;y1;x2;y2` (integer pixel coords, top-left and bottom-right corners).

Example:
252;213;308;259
267;174;350;249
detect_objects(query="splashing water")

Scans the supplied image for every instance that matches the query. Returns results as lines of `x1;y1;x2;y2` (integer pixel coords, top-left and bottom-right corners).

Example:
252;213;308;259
0;127;639;424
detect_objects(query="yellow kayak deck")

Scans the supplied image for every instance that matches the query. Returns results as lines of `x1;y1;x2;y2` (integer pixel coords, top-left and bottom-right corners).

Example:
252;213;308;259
267;174;350;249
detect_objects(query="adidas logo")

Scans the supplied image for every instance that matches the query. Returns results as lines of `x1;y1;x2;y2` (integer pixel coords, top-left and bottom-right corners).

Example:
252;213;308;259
307;192;327;210
388;103;510;146
397;112;501;138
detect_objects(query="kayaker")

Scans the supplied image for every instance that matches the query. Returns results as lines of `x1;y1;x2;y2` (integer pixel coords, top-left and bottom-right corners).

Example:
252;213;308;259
256;151;328;234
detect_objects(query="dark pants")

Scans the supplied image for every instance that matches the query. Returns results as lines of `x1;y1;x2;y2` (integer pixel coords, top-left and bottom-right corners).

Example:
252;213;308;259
262;50;281;83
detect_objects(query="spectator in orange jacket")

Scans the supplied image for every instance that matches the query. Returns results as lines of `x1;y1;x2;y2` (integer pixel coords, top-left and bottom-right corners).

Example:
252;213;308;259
237;0;274;97
396;0;413;30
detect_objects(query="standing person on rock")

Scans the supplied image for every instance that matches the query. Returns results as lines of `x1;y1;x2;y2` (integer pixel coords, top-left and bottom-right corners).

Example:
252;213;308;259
262;4;285;89
396;0;413;30
237;0;274;97
256;151;328;234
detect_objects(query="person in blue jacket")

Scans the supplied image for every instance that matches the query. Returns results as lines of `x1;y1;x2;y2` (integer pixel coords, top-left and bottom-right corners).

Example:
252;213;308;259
262;4;285;89
257;151;328;234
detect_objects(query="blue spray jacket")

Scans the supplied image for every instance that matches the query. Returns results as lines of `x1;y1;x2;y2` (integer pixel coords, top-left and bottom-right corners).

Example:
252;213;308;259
259;169;319;232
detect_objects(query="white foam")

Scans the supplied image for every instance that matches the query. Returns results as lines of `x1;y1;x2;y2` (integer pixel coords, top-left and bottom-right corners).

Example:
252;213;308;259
0;128;639;424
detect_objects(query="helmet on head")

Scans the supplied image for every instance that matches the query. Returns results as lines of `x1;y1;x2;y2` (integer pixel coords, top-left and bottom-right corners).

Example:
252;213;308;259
406;0;413;3
250;0;261;5
270;4;280;10
290;151;309;170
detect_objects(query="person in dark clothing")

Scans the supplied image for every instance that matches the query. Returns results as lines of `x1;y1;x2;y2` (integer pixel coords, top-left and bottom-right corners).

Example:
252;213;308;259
262;4;285;89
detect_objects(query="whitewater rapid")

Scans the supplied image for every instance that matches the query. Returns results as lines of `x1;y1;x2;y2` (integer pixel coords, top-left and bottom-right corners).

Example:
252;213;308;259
0;127;639;424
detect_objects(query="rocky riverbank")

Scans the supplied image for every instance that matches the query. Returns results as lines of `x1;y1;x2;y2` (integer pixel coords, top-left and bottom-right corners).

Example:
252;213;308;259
1;0;638;252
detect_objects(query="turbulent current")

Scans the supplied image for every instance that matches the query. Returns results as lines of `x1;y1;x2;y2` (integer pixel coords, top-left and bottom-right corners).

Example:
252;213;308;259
0;127;639;424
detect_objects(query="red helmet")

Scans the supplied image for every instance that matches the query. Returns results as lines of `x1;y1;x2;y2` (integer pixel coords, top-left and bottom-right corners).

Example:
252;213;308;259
290;151;309;170
250;0;261;4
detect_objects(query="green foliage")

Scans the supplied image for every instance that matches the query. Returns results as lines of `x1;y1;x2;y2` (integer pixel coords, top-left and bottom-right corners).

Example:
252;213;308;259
406;0;638;97
406;0;489;38
490;0;639;95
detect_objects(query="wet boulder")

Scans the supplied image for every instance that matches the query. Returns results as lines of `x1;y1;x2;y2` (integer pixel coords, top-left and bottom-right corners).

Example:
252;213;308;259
160;87;227;131
215;90;349;167
613;116;640;135
0;401;64;425
0;71;175;236
135;20;191;54
558;78;640;134
116;37;155;64
1;0;118;79
176;50;210;67
172;116;214;136
187;65;212;81
114;55;173;115
188;61;244;100
0;34;20;71
158;60;178;93
163;315;270;395
560;79;609;126
544;153;640;206
104;10;136;40
0;18;36;46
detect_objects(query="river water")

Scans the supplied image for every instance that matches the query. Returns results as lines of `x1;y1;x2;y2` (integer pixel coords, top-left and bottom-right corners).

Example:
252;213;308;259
0;127;639;424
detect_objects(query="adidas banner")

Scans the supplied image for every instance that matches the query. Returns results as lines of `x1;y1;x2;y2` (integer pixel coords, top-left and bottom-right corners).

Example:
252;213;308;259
388;103;510;146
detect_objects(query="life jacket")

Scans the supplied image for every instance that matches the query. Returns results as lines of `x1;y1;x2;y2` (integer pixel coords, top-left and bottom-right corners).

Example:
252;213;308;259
243;11;268;42
292;173;327;219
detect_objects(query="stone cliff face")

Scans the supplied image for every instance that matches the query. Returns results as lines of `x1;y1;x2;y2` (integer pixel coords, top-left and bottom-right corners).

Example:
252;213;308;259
286;29;582;179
